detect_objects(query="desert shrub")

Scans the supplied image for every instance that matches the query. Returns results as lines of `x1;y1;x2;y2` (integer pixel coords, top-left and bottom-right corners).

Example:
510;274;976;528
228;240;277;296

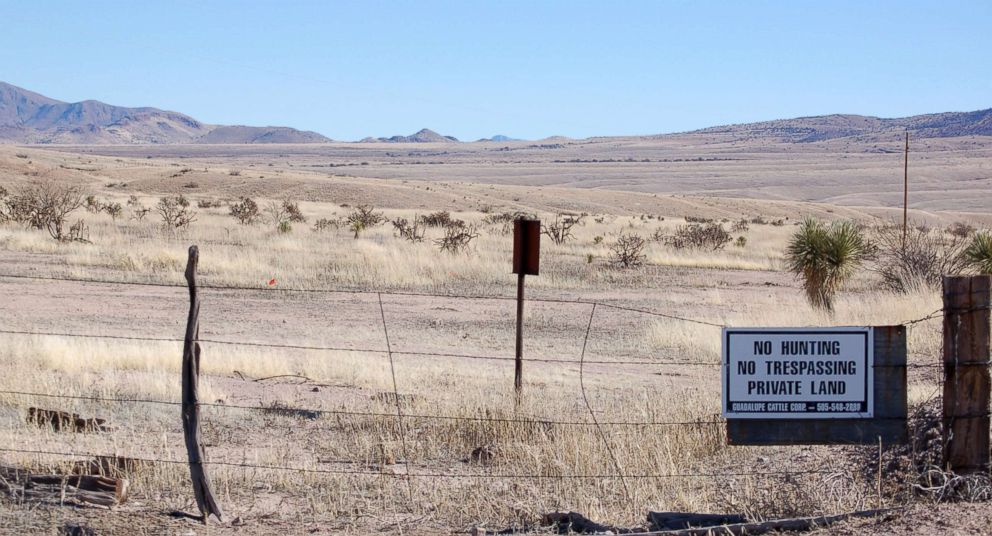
685;215;713;224
103;202;123;221
787;218;869;311
735;236;747;248
84;195;103;213
0;186;10;223
870;224;969;293
542;213;584;245
126;195;141;207
229;197;261;225
132;207;151;221
157;195;196;231
347;205;385;238
419;211;453;227
964;232;992;275
391;217;425;243
948;222;976;238
9;182;87;241
312;218;340;233
283;199;306;223
435;225;479;253
277;221;293;234
732;219;750;232
663;223;732;250
593;235;603;245
482;211;533;234
609;231;647;268
197;198;224;209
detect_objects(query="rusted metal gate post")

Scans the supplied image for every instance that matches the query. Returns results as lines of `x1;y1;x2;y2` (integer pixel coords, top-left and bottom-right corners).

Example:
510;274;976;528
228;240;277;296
512;219;540;405
942;275;992;473
182;246;223;522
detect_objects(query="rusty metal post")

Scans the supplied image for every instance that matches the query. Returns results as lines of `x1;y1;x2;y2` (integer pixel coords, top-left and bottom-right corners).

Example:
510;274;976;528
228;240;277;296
942;275;992;474
512;218;540;405
515;271;525;397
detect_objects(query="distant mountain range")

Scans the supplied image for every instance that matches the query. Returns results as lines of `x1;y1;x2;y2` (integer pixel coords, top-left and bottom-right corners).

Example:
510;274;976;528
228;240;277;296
0;81;330;144
684;110;992;142
1;81;989;145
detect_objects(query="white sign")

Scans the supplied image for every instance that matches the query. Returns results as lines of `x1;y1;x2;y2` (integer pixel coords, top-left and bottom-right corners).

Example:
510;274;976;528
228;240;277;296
722;327;873;419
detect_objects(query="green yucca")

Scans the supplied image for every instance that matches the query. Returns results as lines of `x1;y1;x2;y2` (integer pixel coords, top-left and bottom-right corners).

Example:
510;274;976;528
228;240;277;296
786;218;869;311
965;232;992;274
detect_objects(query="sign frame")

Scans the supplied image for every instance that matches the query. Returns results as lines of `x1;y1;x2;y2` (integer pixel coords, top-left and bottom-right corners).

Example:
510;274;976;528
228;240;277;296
722;327;874;420
724;325;908;446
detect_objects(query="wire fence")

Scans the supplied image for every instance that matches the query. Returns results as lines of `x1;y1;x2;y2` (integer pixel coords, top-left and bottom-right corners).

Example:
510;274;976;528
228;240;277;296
0;271;985;507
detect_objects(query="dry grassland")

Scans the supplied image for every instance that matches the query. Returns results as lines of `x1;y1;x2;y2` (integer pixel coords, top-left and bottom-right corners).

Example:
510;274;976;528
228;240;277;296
0;142;985;534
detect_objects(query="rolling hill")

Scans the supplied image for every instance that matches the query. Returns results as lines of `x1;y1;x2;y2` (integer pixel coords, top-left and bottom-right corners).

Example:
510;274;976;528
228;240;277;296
0;81;331;144
360;128;459;143
683;109;992;143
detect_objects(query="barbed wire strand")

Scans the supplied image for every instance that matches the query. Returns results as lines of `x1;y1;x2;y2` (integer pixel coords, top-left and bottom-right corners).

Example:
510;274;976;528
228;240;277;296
0;328;723;367
0;446;842;480
0;389;730;427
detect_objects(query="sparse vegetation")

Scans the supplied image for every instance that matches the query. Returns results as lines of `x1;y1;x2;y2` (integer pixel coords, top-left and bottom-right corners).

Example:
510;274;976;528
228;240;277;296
6;182;88;242
609;231;647;268
312;217;339;233
347;204;385;238
663;223;732;250
419;210;453;227
870;223;970;293
229;197;261;225
786;218;869;311
103;202;123;221
435;224;479;253
964;231;992;274
391;217;425;242
542;212;584;245
156;195;196;231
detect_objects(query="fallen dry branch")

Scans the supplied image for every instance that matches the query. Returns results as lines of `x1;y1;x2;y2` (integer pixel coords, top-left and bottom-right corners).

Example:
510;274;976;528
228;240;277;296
625;507;901;536
533;508;898;535
27;407;111;433
0;464;128;508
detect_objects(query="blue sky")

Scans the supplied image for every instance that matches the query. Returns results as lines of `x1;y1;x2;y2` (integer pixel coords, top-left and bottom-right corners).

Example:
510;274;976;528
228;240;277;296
1;0;989;140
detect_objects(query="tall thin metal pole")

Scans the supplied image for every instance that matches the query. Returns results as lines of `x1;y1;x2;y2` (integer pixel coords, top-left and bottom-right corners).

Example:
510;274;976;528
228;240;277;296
515;271;525;404
902;131;909;252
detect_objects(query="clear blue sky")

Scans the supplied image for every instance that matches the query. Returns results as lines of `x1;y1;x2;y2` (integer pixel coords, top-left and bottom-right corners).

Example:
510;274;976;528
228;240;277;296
1;0;989;141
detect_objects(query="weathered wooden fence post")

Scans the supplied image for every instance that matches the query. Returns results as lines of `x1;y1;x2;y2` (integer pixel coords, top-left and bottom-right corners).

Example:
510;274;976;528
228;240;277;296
182;246;223;522
942;275;992;474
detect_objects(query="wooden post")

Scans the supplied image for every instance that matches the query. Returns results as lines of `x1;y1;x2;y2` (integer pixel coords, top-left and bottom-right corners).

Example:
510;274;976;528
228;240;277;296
182;246;223;522
942;275;992;474
902;131;909;252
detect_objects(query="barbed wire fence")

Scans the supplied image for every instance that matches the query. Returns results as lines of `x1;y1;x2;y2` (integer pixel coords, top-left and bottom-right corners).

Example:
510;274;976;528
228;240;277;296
0;268;986;526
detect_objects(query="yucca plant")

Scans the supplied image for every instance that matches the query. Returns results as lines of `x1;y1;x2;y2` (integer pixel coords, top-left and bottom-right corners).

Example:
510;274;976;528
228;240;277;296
786;218;869;311
965;232;992;274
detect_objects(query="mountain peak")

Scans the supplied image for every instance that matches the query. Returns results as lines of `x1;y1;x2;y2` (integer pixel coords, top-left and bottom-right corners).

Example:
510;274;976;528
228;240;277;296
362;128;460;143
0;81;331;144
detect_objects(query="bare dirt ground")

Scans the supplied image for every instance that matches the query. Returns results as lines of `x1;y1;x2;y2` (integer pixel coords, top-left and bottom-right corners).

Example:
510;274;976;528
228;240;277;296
0;137;989;534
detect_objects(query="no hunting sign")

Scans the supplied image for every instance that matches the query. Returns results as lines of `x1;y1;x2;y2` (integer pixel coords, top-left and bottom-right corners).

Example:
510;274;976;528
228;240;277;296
722;327;873;419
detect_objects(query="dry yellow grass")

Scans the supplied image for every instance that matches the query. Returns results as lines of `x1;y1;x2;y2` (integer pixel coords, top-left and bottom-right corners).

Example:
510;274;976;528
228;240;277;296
0;167;966;533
